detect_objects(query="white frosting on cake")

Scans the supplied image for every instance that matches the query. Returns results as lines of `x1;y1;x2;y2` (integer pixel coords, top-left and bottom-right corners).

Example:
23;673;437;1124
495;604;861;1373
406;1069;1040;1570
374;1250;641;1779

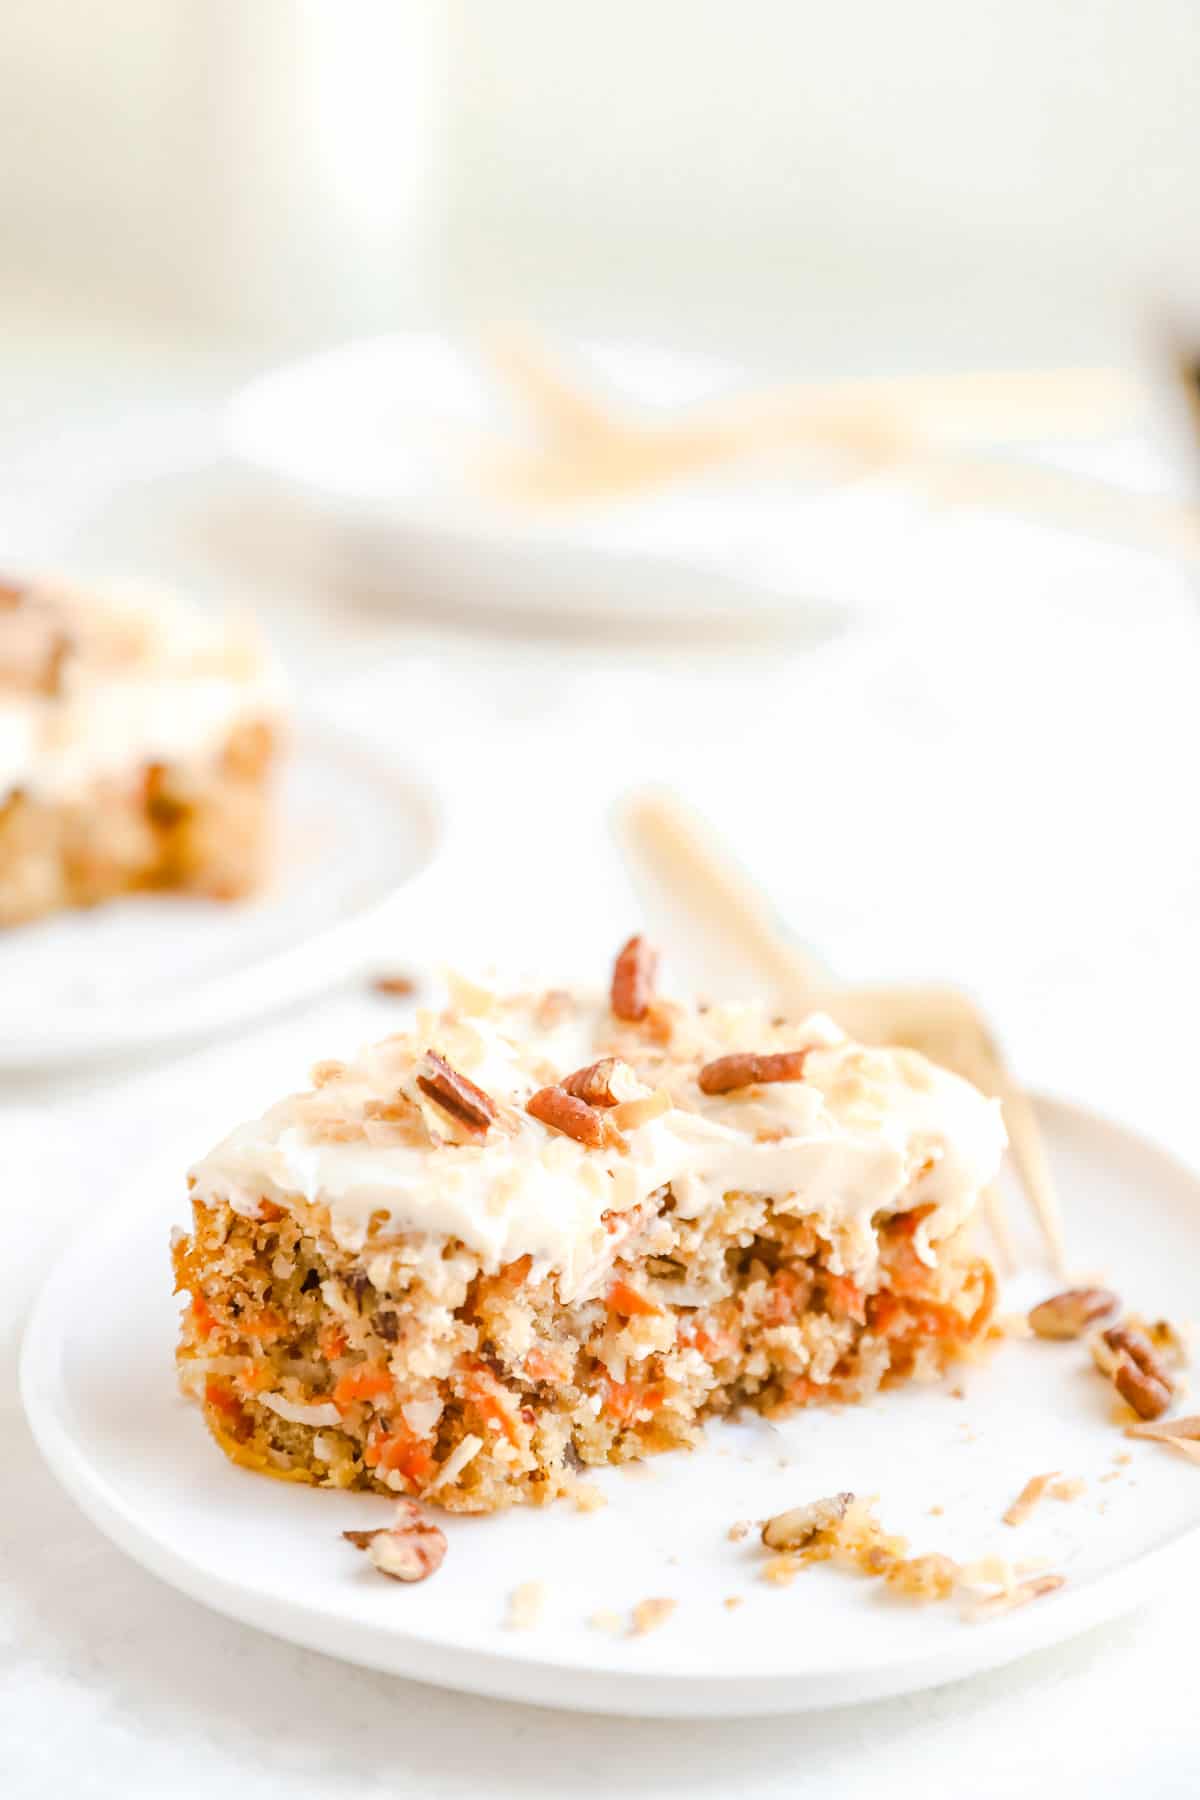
190;983;1007;1301
0;578;284;800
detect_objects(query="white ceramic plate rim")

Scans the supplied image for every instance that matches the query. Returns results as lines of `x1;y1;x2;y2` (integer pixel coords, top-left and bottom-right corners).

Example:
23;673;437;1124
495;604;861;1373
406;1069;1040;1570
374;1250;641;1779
226;332;746;539
20;1093;1200;1717
0;720;444;1071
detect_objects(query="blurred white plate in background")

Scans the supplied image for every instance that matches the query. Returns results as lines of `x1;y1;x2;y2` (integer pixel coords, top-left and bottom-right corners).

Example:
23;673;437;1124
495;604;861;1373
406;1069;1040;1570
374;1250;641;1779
226;332;856;633
21;1096;1200;1717
0;723;442;1070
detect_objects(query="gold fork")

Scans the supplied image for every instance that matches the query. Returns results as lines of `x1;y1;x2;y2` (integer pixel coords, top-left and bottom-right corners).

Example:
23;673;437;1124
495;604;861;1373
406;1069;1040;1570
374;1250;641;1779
616;787;1066;1273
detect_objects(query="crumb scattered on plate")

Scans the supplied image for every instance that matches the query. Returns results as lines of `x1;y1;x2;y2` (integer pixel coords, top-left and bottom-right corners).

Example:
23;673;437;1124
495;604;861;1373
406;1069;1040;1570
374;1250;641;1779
630;1597;677;1636
1004;1472;1085;1527
751;1491;1065;1624
506;1580;545;1630
588;1609;624;1635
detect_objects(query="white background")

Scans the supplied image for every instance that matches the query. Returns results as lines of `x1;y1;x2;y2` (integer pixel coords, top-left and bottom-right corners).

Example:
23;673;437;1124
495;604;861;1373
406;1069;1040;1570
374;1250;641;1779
1;1;1199;359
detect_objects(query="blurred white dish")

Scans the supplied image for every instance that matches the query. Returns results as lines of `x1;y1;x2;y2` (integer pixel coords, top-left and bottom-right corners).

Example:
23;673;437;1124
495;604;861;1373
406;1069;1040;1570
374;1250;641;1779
226;333;852;632
0;722;441;1070
21;1096;1200;1717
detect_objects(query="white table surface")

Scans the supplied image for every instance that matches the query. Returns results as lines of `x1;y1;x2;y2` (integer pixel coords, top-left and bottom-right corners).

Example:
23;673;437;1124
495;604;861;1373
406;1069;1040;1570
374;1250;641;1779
3;316;1200;1796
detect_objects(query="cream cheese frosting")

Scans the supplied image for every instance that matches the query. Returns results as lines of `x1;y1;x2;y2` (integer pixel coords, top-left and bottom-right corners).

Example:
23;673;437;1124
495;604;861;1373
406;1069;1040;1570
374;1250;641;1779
190;981;1007;1301
0;577;284;800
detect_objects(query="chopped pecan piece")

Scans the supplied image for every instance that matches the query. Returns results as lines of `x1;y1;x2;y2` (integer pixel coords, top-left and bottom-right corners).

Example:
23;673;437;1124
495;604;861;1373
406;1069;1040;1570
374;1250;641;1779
416;1050;497;1136
526;1084;627;1151
761;1491;854;1551
1028;1287;1119;1340
1104;1323;1174;1420
698;1049;810;1096
611;934;658;1022
561;1056;632;1107
1114;1360;1172;1421
343;1500;446;1583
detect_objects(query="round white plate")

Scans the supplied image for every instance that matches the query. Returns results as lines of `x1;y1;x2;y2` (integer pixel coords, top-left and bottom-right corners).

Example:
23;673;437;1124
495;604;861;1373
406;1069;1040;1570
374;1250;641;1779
21;1097;1200;1718
0;722;442;1070
226;332;852;633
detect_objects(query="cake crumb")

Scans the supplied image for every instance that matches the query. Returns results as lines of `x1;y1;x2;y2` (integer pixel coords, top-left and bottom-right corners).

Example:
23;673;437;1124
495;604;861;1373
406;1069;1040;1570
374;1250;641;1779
506;1580;545;1630
928;1504;945;1517
751;1492;1065;1626
630;1597;676;1636
761;1554;801;1587
1113;1450;1132;1467
1003;1471;1082;1527
723;1595;743;1611
571;1481;607;1513
589;1609;623;1635
727;1519;752;1542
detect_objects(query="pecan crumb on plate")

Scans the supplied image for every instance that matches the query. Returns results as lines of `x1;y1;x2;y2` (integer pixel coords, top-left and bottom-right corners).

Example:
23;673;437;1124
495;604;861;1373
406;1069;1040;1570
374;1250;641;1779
1028;1287;1119;1340
1102;1323;1174;1420
752;1492;1065;1624
343;1500;446;1583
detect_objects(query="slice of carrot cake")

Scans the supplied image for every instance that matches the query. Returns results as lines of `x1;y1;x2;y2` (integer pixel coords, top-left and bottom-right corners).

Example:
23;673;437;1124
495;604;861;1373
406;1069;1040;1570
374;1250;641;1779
175;940;1005;1513
0;575;284;925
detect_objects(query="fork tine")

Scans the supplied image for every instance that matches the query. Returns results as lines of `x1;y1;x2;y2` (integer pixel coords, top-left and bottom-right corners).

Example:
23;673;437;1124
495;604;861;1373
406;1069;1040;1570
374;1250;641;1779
615;787;1065;1271
995;1072;1069;1275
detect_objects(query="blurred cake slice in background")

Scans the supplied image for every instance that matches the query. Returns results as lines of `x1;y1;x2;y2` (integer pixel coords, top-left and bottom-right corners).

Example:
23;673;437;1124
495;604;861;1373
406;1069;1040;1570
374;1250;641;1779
0;576;285;926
